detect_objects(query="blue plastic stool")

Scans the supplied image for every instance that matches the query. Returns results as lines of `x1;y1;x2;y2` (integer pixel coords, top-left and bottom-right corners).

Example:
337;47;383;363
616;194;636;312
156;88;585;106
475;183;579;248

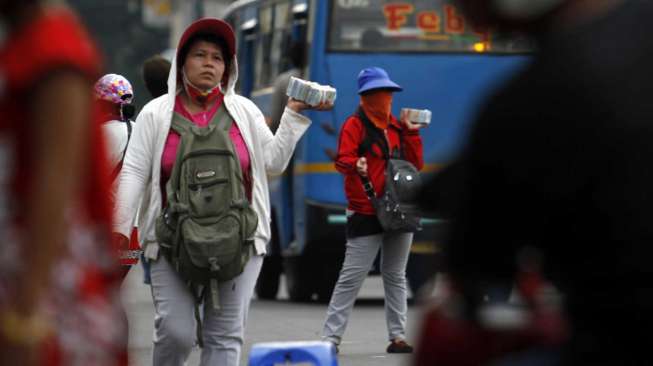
248;341;338;366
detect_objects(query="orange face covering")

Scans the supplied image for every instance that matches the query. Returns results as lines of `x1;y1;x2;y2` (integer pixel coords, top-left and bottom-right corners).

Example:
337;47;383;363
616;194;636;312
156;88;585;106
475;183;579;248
360;90;393;130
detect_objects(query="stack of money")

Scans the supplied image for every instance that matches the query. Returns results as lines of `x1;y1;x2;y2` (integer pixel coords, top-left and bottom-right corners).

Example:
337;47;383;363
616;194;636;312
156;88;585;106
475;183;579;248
401;108;432;125
287;76;337;106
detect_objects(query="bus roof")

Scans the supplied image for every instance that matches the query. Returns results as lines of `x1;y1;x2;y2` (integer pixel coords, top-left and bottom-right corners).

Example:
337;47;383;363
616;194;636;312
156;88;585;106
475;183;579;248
221;0;308;19
221;0;260;19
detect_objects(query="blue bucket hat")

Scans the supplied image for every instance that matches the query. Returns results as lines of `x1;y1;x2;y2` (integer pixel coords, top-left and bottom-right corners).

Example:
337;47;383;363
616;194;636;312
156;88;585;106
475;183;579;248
357;67;402;94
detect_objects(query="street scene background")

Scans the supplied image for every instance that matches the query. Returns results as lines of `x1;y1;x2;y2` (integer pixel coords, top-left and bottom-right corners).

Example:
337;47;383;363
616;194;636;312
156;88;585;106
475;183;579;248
122;264;427;366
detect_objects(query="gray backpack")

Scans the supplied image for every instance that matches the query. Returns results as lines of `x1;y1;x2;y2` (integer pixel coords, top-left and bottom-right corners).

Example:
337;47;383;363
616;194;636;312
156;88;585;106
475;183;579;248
155;103;258;311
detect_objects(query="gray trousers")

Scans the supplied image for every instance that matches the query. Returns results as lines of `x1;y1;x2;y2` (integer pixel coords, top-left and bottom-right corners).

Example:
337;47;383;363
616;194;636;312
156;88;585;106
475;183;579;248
149;253;263;366
322;232;413;344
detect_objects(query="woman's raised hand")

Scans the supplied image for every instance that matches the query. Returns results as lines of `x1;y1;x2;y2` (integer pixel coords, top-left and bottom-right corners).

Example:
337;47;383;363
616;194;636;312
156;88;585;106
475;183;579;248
400;109;426;130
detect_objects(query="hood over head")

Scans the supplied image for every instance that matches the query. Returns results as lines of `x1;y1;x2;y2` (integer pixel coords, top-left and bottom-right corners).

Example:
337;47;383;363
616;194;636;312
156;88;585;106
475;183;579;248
166;17;239;106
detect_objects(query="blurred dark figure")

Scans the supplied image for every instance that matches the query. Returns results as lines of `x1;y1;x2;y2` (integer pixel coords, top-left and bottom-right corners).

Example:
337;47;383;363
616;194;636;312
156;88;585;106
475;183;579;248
140;54;171;283
142;54;171;99
0;1;127;365
269;41;306;132
416;0;653;365
361;28;385;49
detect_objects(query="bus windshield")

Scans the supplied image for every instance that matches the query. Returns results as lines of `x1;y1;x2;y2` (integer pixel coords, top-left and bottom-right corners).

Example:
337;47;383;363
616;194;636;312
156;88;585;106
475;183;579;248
328;0;532;53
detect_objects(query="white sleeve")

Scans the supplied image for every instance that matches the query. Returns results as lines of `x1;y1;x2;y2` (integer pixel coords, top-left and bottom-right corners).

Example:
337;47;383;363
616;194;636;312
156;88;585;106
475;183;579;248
256;106;311;175
113;109;156;236
101;121;129;170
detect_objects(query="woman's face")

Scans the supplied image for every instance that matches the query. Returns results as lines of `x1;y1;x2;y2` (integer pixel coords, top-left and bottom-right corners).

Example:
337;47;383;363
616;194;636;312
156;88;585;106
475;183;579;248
182;40;226;91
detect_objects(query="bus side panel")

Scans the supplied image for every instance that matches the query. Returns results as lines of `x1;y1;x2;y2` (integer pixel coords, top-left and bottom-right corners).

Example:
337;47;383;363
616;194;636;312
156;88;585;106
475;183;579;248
299;54;530;206
324;54;530;162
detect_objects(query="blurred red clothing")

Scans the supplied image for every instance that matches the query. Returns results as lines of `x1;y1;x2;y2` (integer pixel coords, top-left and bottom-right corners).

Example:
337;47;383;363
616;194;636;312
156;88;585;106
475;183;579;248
0;7;127;365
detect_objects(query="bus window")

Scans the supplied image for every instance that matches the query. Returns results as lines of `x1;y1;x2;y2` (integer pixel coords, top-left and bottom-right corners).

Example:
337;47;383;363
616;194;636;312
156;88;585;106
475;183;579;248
252;1;293;90
225;13;242;92
226;9;257;94
254;5;273;89
328;0;532;53
271;2;291;76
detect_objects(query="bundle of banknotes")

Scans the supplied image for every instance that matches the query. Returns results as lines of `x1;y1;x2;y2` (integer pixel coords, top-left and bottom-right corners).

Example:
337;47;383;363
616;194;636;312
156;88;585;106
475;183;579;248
286;76;337;106
401;108;432;125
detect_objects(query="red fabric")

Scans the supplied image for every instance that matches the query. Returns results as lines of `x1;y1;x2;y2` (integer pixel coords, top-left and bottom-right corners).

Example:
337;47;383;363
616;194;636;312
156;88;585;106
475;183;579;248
177;18;236;57
360;90;393;129
414;308;534;366
414;305;568;366
118;227;141;267
414;275;568;366
335;114;423;214
0;8;110;223
176;18;235;90
182;75;223;108
0;8;126;365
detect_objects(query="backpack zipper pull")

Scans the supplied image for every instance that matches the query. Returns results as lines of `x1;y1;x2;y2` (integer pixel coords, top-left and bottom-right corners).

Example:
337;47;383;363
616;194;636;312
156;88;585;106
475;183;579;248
210;279;220;311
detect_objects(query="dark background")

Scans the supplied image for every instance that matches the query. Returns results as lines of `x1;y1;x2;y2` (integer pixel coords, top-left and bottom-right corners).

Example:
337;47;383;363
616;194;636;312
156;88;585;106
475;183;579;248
68;0;171;109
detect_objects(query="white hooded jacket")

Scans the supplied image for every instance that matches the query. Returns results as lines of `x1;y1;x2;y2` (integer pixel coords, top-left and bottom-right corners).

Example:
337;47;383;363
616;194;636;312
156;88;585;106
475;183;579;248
113;35;310;257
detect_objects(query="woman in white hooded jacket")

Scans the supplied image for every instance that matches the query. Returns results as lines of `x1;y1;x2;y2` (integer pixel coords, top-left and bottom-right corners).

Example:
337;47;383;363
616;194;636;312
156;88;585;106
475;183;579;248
112;18;330;366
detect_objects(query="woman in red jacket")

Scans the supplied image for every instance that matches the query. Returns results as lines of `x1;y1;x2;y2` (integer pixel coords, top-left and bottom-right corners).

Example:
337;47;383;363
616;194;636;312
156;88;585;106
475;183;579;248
322;67;424;354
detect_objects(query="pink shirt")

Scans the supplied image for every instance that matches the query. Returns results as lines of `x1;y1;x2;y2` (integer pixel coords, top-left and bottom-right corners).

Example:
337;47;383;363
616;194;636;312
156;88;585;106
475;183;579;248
161;94;253;202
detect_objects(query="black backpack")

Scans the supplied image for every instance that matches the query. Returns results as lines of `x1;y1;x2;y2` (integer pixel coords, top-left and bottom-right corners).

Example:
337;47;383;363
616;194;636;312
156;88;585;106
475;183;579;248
357;110;422;233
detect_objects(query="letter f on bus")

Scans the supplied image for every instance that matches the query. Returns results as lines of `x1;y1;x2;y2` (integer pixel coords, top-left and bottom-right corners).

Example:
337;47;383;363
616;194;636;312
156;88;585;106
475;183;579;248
384;4;414;31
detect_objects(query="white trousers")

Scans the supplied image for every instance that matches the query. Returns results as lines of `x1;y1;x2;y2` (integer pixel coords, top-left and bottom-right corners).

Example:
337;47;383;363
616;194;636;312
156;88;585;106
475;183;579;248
149;252;263;366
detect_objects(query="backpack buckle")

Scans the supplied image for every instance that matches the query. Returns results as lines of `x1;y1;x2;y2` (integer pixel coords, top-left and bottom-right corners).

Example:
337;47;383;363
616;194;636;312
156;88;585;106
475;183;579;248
208;257;221;272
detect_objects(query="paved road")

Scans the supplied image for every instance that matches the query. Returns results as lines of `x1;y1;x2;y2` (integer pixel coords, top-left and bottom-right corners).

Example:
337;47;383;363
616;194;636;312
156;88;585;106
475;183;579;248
122;263;427;366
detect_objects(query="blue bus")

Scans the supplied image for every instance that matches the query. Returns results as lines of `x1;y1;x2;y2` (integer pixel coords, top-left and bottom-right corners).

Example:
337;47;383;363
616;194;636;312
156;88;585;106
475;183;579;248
220;0;529;301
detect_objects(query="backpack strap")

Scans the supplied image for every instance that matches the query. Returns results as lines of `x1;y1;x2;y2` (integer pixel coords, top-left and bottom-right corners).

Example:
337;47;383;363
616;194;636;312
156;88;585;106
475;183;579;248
170;113;194;135
126;116;133;139
357;108;390;160
110;159;123;182
110;119;133;182
209;102;234;132
170;104;235;140
359;174;378;201
393;123;406;160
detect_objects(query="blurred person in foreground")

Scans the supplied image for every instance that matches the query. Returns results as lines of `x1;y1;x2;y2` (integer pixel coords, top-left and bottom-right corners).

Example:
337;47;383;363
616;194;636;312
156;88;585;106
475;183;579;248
0;1;127;365
143;54;172;99
415;0;653;365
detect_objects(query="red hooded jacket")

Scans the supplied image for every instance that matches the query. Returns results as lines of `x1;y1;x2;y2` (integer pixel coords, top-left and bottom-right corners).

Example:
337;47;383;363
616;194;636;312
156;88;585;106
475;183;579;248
335;112;424;215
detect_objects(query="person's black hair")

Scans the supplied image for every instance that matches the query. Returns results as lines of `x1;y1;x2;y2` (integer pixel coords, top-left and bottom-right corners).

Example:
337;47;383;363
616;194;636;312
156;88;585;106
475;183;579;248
178;32;231;73
361;28;384;48
96;99;134;122
121;104;136;120
142;55;171;98
360;87;396;96
0;0;38;22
